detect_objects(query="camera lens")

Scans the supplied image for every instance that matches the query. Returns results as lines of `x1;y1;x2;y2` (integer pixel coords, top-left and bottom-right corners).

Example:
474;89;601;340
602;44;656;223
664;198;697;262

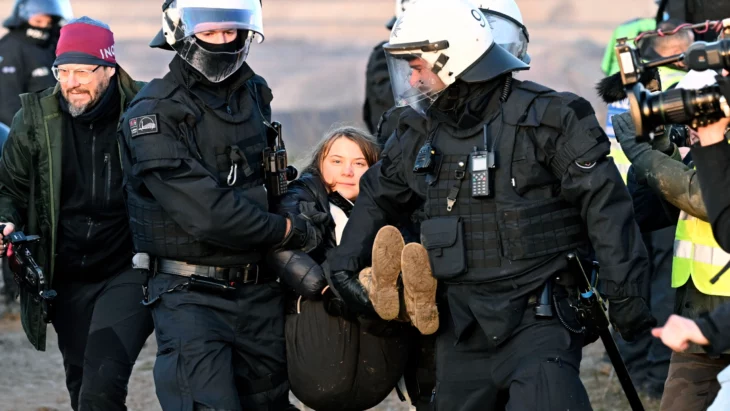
631;84;726;137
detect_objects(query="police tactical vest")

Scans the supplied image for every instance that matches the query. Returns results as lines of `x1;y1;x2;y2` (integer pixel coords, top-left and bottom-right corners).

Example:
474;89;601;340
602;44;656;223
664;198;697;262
419;81;588;284
124;74;270;266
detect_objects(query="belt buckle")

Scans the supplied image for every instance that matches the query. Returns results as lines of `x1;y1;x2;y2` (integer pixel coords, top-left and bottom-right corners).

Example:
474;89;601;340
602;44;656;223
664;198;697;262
249;264;260;284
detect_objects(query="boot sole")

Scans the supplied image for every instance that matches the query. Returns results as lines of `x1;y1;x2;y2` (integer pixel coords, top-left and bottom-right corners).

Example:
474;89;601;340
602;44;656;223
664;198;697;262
401;243;439;335
371;226;405;320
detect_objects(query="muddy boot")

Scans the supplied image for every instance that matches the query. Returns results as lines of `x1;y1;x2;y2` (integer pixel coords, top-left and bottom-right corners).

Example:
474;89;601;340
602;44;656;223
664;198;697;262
367;225;405;320
358;267;373;293
401;243;439;335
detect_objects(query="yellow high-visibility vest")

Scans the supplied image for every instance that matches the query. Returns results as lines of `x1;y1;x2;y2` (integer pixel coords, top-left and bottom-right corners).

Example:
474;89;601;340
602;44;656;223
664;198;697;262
673;211;730;296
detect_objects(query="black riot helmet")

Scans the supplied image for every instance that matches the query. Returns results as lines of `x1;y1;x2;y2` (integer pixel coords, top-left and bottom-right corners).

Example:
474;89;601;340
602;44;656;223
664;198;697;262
149;0;265;83
3;0;73;29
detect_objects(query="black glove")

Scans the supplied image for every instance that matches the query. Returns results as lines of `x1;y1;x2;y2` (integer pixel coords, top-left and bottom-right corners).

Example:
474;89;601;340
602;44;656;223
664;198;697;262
608;296;657;342
328;270;375;316
278;210;329;253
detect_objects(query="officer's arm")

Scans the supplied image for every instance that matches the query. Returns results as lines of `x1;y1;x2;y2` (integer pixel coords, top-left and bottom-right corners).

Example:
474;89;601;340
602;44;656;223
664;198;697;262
552;96;649;298
0;49;26;126
123;100;288;250
329;134;417;273
0;111;32;226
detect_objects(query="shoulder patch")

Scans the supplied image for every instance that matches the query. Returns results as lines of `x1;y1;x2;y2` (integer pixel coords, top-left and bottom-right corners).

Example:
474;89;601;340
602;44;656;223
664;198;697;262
129;114;159;138
567;97;595;120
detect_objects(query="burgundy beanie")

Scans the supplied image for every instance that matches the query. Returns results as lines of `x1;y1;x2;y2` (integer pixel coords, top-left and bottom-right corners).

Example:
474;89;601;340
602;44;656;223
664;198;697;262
54;16;116;67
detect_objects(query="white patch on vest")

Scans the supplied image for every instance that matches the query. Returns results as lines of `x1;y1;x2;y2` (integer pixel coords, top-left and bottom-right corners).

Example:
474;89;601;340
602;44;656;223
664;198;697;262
1;66;16;74
129;114;159;137
0;56;4;64
31;67;50;77
25;28;48;40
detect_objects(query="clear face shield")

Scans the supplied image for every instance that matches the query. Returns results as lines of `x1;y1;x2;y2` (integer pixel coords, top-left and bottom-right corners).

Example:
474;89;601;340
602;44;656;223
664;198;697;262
384;47;449;117
483;11;529;63
165;0;263;83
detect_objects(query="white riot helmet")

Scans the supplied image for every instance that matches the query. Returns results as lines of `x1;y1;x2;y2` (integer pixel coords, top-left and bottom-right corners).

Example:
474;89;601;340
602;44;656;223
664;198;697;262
150;0;264;83
384;0;528;116
387;0;414;30
478;0;530;63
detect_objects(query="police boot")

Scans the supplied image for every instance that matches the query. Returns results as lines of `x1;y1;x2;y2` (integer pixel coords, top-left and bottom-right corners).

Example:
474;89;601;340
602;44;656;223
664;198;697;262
401;243;439;335
365;225;405;320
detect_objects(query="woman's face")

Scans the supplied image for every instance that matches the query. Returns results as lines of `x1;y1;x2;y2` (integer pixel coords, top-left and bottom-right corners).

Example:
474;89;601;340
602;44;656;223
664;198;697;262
320;137;370;201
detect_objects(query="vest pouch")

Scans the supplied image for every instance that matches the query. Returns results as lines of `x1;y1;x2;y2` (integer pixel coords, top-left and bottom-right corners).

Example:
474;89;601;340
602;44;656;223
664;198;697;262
420;217;467;280
498;198;587;261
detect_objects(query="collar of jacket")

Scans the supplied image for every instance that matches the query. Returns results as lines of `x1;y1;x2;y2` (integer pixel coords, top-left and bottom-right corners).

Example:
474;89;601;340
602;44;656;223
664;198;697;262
167;55;255;109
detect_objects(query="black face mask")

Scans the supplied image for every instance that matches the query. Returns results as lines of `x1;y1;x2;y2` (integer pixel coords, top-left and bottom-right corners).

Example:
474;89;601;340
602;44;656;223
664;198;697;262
18;22;54;47
197;36;244;53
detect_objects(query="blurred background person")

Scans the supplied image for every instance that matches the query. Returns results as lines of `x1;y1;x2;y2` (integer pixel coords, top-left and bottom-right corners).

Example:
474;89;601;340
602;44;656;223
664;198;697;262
0;0;73;125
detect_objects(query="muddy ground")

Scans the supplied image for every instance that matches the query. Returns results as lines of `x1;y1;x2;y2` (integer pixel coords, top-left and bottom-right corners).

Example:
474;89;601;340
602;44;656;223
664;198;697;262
0;0;667;409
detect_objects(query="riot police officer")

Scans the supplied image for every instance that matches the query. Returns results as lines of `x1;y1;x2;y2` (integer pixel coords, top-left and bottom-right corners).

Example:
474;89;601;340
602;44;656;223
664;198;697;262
330;0;655;409
118;0;319;409
363;0;531;147
0;0;72;125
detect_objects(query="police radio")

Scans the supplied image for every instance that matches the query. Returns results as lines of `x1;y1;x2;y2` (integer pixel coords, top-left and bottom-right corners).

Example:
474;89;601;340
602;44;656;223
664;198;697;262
263;122;297;198
470;125;496;198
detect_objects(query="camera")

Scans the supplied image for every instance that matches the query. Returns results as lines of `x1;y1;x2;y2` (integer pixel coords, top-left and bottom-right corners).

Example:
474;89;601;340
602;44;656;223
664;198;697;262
614;19;730;138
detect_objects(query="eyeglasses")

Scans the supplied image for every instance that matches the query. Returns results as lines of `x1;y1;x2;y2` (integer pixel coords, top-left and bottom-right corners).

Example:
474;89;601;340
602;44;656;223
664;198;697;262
52;65;101;85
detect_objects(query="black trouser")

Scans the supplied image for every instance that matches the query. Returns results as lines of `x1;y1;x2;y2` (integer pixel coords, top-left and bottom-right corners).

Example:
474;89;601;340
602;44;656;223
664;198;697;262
434;306;591;411
286;298;410;411
616;226;675;395
52;267;154;411
148;273;293;411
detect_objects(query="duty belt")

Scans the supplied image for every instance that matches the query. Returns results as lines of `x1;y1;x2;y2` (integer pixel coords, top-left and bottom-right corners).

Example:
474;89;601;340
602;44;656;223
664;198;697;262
154;258;273;285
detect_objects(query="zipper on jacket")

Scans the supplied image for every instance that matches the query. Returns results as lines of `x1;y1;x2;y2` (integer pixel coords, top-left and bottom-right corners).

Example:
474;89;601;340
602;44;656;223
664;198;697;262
104;153;111;206
90;124;97;205
80;216;94;268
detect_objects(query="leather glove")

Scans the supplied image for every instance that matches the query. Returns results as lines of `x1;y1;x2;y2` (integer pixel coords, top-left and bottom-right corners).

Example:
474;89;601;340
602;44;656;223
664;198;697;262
265;249;327;300
328;270;376;316
608;296;657;342
321;287;348;318
278;210;330;253
613;112;652;163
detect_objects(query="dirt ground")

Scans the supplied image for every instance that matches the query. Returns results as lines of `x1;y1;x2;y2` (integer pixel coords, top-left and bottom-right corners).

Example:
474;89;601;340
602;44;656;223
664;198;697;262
0;0;668;410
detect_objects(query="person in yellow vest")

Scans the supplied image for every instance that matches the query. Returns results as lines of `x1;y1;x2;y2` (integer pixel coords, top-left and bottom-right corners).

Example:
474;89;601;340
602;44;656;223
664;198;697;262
613;69;730;411
604;20;692;183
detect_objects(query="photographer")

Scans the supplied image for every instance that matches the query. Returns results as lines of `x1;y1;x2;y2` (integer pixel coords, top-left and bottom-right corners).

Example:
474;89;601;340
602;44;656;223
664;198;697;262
613;68;730;411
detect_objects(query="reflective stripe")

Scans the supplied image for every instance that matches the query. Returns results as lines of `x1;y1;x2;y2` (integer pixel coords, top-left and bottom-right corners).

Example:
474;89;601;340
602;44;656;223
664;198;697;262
673;211;730;296
693;243;730;267
674;239;693;259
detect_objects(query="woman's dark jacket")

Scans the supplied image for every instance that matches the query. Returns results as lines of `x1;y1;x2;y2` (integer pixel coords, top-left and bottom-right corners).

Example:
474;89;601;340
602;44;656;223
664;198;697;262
269;172;346;298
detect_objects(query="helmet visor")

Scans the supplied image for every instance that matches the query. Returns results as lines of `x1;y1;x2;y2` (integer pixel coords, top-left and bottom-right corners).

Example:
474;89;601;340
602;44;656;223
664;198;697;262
170;0;264;43
17;0;73;21
385;50;448;116
483;12;528;61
